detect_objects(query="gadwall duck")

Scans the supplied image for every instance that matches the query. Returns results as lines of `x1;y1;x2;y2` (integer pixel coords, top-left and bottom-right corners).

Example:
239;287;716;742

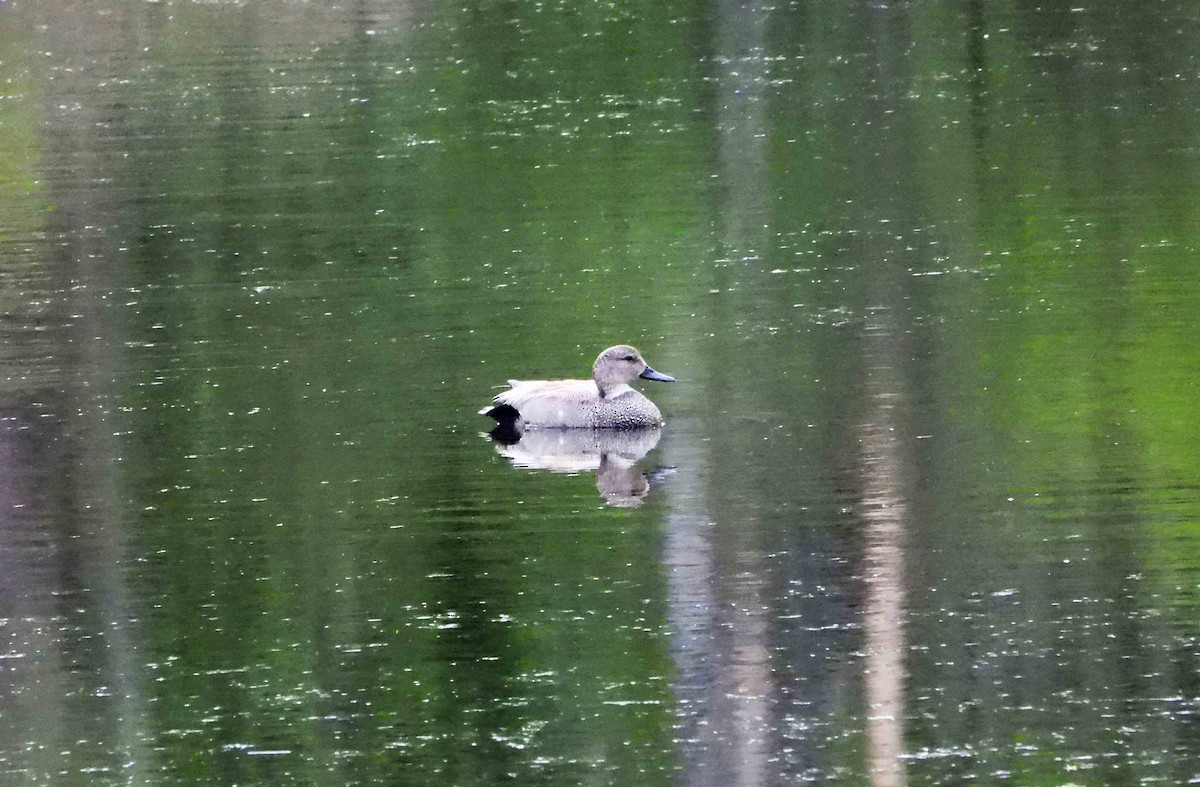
481;345;675;430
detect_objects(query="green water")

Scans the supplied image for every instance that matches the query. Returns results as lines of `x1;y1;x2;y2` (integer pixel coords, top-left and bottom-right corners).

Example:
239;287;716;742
1;1;1199;783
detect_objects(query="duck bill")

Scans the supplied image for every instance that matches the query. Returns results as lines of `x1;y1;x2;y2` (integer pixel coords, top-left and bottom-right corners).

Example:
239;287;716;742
639;365;675;383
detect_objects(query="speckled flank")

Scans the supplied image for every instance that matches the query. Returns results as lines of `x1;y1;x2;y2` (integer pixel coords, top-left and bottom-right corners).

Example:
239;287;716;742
571;389;664;429
485;382;664;429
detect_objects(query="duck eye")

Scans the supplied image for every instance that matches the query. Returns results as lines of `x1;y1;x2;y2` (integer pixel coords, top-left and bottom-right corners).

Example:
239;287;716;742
623;355;636;362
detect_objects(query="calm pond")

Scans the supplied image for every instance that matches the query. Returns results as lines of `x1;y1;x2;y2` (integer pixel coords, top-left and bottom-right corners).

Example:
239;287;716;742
2;1;1199;784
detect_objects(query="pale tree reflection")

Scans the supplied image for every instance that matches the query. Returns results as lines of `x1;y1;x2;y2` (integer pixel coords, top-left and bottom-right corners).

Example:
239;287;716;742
661;0;776;781
662;461;774;786
859;313;909;787
855;0;920;778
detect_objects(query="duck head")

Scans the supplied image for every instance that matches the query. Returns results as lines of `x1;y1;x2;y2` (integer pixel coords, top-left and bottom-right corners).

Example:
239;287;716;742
592;345;675;397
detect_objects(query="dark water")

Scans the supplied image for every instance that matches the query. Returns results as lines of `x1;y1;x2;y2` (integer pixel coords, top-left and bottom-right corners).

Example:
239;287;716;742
2;1;1199;783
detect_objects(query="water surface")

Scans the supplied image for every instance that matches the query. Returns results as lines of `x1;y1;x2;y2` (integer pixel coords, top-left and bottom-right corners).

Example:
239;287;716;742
2;0;1199;783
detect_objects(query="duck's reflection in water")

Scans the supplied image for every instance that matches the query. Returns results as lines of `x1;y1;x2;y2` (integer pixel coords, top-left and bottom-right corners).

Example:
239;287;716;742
485;427;663;508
